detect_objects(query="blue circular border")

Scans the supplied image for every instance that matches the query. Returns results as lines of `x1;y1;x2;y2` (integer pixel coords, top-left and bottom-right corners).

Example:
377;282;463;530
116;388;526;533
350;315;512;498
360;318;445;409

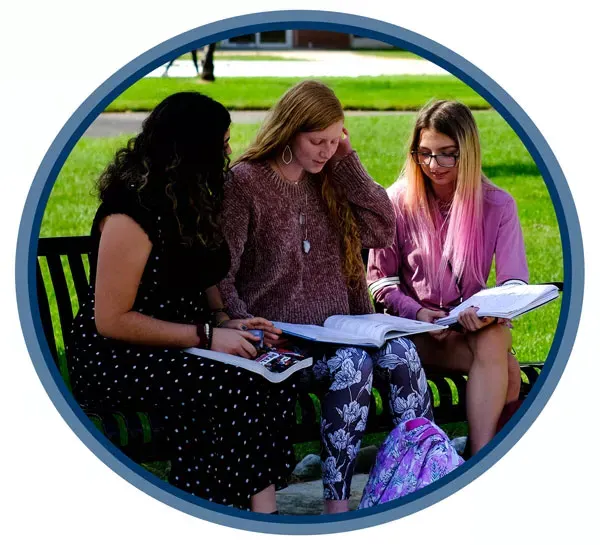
15;10;584;535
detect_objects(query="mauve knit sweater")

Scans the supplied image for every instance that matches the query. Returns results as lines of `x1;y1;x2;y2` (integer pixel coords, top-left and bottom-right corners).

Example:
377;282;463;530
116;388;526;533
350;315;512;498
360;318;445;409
218;151;395;325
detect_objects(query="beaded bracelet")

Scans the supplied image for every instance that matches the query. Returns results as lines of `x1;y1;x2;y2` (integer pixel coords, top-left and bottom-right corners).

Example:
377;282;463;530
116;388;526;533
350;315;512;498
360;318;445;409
206;323;214;349
196;322;213;349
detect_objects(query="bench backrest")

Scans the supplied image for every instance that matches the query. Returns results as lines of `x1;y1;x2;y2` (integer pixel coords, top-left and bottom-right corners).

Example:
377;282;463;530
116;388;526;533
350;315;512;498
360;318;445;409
37;236;92;368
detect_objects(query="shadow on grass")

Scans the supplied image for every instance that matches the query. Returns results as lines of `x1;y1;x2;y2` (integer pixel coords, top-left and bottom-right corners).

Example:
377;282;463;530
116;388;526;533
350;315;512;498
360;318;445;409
484;163;541;178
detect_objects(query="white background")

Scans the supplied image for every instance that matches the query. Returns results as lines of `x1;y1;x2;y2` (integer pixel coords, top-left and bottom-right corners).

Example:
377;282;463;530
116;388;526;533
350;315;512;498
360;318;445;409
1;1;598;543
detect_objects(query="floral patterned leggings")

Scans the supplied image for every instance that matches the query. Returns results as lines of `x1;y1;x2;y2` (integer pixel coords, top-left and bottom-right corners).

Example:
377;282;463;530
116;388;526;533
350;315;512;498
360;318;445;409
301;337;433;501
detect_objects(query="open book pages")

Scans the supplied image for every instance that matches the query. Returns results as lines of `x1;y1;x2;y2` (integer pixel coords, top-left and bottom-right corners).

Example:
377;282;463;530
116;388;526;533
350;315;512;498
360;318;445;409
435;283;560;326
273;313;447;348
184;347;312;383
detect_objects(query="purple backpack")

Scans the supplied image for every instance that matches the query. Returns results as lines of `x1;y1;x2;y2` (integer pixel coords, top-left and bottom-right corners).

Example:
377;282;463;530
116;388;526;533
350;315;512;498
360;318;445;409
359;417;464;509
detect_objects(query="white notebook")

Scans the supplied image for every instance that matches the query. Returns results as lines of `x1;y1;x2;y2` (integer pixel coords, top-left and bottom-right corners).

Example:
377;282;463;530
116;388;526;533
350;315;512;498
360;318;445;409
435;284;561;326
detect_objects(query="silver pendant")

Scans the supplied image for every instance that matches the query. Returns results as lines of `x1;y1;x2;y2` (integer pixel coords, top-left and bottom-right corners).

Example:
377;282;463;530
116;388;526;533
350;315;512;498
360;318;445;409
303;240;311;254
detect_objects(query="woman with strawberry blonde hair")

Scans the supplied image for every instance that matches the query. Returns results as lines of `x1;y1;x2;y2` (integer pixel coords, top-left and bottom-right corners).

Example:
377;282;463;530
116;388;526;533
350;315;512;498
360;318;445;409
368;100;528;456
219;80;433;513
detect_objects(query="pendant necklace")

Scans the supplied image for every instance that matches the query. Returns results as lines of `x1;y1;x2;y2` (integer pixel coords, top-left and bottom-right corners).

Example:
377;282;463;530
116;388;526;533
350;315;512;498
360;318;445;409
273;160;310;254
300;193;310;254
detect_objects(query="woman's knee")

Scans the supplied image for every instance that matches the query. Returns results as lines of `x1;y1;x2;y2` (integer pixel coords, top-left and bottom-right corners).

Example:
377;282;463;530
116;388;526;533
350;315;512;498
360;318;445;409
469;324;512;362
507;353;522;401
508;353;520;377
376;338;424;375
327;346;374;391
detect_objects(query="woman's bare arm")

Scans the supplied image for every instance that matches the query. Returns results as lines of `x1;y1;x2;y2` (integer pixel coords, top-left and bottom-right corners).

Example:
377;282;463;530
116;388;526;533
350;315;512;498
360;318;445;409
94;214;199;347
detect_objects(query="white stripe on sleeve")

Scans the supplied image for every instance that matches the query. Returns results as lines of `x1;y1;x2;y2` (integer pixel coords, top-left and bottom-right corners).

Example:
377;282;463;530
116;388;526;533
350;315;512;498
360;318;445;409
368;276;400;297
501;279;528;286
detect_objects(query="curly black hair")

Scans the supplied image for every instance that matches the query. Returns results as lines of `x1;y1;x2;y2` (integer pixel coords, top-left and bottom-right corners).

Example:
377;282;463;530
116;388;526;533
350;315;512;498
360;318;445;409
97;92;231;248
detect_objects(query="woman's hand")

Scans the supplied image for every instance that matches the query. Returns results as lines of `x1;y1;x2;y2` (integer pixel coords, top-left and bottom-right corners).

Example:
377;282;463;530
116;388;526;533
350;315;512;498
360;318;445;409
416;307;451;341
457;307;496;332
416;308;447;323
210;328;262;359
331;127;353;162
219;317;282;343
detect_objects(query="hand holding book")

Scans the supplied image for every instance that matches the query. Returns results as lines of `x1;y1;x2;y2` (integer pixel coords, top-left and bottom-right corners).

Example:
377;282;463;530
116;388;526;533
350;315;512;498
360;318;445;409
206;316;284;359
415;308;451;341
210;328;263;359
186;318;311;383
218;316;283;345
453;306;497;332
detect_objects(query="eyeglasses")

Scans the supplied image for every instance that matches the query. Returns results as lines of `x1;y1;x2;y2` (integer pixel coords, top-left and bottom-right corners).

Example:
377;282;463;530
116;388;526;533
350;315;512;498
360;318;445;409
411;151;459;168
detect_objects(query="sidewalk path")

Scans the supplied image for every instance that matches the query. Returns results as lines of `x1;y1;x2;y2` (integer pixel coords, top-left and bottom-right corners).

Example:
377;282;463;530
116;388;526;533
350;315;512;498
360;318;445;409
84;110;417;138
147;50;448;78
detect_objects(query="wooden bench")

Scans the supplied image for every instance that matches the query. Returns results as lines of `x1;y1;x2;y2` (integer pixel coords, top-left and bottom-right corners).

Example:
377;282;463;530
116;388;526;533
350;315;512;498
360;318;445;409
37;235;545;464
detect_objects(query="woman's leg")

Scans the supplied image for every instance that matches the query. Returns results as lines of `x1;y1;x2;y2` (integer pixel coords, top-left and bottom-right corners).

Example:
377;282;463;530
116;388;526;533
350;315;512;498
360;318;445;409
463;324;514;452
412;325;514;454
507;352;522;403
373;338;433;425
313;346;375;514
250;484;277;513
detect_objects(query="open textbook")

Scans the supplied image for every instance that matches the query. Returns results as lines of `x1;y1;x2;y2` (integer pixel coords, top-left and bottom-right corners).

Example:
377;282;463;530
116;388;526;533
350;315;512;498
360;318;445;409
272;314;447;348
184;346;312;383
435;283;561;326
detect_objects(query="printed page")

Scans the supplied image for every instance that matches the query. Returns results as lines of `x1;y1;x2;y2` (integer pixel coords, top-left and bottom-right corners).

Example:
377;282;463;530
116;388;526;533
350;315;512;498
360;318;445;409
327;314;448;334
324;314;445;341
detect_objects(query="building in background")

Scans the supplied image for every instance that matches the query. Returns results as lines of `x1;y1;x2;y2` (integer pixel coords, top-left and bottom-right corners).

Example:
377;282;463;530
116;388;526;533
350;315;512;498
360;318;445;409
219;30;394;50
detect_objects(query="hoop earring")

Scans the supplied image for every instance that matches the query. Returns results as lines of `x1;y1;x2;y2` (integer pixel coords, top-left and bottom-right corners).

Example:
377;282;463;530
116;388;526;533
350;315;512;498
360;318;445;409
282;145;293;165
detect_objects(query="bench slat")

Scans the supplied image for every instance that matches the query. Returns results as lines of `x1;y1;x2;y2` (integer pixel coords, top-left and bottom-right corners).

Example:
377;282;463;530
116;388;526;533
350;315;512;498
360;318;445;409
38;235;91;256
67;252;90;304
36;261;58;361
45;253;75;347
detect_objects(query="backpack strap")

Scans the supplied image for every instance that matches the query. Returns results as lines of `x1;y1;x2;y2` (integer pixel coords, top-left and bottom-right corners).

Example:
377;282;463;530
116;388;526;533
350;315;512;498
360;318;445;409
404;417;430;431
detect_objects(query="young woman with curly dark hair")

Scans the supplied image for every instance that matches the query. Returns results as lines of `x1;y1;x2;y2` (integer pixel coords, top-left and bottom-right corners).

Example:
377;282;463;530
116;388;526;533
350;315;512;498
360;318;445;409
67;92;295;513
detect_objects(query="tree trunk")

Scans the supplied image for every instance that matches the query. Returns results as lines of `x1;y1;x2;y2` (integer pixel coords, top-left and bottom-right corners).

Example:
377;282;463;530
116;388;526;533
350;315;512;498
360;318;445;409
201;43;216;81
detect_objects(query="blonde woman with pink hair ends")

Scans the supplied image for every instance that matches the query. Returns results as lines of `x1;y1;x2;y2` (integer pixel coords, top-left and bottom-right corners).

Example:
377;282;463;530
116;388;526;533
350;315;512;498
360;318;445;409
368;100;528;456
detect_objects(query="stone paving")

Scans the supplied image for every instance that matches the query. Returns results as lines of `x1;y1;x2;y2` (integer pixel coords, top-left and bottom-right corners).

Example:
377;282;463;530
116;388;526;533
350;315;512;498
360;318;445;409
84;110;416;138
276;474;369;516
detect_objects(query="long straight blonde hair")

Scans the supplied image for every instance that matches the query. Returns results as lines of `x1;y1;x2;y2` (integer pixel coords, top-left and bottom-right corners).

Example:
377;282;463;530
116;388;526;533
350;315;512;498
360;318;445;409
234;80;364;289
401;100;485;288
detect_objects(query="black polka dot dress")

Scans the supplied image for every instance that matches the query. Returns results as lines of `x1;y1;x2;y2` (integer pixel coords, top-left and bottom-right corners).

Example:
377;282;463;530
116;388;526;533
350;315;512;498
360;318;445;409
67;188;297;510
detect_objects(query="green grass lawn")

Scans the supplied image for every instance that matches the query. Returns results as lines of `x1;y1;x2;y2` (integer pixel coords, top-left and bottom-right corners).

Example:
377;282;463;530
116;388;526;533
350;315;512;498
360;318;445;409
41;111;562;365
107;75;490;112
